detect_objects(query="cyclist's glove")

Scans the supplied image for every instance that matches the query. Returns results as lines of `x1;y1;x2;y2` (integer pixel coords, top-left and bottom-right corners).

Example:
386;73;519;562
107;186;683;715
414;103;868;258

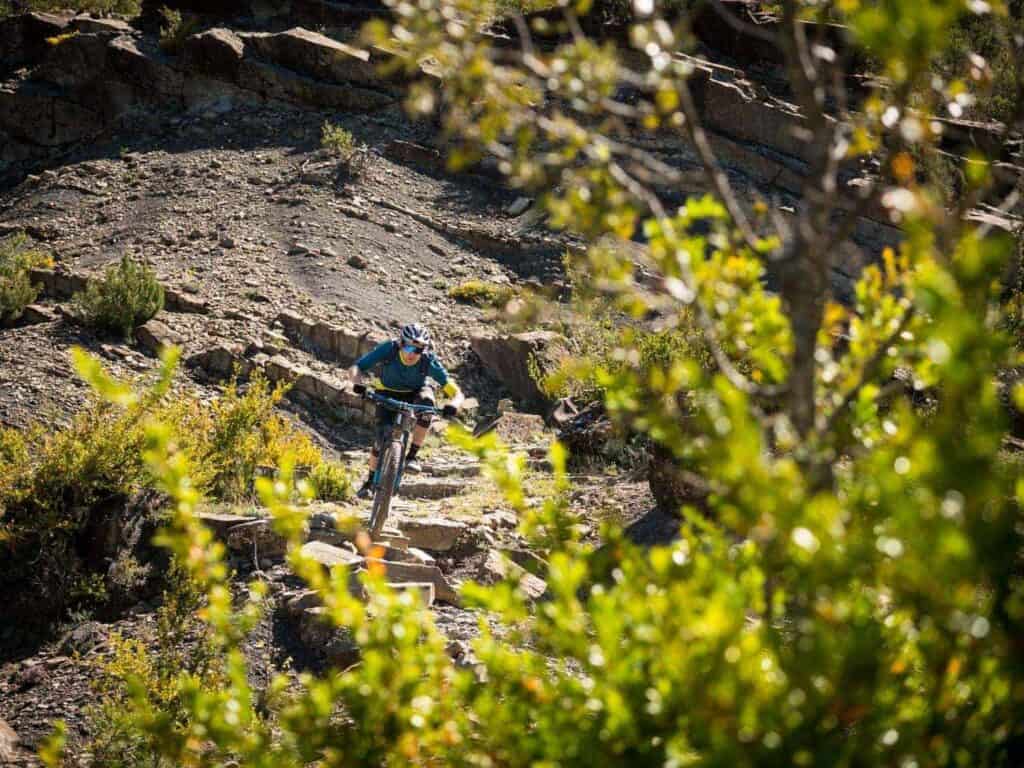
442;404;458;418
353;383;367;396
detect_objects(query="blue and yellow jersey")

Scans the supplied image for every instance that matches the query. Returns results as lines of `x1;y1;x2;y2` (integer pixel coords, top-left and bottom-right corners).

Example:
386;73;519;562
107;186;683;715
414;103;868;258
355;340;459;397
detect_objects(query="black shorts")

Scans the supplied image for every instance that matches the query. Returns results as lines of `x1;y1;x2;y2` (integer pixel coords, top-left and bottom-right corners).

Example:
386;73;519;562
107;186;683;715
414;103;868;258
374;385;435;443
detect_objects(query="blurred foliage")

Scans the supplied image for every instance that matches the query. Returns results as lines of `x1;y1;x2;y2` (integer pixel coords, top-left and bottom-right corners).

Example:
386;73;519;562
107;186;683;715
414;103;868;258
0;231;49;324
934;1;1024;124
73;255;164;339
83;564;223;768
37;0;1024;765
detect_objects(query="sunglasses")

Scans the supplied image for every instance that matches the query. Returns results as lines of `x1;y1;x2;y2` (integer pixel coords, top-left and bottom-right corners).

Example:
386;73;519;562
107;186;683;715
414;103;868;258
401;343;425;355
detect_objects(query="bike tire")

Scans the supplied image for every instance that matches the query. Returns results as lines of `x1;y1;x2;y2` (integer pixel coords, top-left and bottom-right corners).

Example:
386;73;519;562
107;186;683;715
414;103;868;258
369;439;402;540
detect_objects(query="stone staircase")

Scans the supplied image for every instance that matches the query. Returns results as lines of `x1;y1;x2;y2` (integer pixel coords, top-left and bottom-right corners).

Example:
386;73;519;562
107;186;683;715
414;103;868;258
198;445;552;668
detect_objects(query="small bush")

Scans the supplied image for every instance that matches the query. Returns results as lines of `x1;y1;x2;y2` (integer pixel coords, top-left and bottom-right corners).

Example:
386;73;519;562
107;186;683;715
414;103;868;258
0;360;328;628
0;232;48;323
321;120;356;156
540;313;709;406
74;255;164;338
448;279;517;307
157;6;199;55
321;120;367;177
310;460;353;501
199;374;323;501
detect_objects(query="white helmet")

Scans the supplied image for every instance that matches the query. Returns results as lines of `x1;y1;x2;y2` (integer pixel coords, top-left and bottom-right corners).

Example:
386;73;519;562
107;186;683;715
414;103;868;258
400;322;431;348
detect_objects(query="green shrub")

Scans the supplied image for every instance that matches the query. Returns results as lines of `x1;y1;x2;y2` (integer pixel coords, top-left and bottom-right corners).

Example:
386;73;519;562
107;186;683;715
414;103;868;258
199;374;323;501
157;6;199;55
73;255;164;338
321;120;367;176
540;311;709;406
309;460;353;501
0;359;328;629
448;279;517;307
0;232;48;323
321;120;356;156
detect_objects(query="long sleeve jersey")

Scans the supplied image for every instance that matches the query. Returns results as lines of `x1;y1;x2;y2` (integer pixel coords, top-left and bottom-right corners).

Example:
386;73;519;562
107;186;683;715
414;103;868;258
354;340;459;397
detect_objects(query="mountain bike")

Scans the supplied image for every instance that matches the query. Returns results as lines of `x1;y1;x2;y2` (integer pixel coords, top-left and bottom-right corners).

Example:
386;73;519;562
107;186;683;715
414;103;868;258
361;388;442;540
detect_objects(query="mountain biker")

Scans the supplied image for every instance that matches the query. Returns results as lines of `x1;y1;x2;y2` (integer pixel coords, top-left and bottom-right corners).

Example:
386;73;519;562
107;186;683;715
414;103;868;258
350;322;464;498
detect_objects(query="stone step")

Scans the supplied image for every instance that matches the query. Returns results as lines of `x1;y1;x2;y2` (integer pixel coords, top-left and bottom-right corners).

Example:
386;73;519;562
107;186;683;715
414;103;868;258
398;477;468;500
393;515;468;552
196;510;257;539
364;558;458;604
479;550;547;602
301;540;365;569
350;580;436;607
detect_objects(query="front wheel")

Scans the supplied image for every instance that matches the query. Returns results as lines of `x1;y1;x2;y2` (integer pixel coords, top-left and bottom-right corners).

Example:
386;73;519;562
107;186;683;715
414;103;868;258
369;439;402;539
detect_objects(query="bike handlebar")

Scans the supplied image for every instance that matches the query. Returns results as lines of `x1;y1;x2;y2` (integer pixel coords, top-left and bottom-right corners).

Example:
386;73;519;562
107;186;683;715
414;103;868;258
363;388;442;415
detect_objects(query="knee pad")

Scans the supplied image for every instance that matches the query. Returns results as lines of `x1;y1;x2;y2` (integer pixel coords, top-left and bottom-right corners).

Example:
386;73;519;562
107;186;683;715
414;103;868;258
416;414;433;429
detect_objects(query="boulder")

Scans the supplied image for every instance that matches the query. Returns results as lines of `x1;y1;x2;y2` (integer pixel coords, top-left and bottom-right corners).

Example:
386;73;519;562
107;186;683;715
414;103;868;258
180;27;245;81
483;411;547;444
34;31;111;89
365;558;458;604
226;518;288;558
470;330;566;410
27;266;90;299
106;35;185;105
197;510;255;539
478;549;547;601
0;81;105;146
386;581;435;606
0;12;70;72
164;287;209;314
276;310;386;364
240;27;383;89
135;316;184;356
301;540;365;569
281;588;321;617
693;66;822;166
296;606;361;667
236;56;393;112
70;16;136;35
397;515;467;552
16;303;57;325
186;343;248;380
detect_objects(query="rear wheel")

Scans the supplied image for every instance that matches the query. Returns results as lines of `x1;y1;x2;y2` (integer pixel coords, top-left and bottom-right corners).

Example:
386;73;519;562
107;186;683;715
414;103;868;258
369;439;402;539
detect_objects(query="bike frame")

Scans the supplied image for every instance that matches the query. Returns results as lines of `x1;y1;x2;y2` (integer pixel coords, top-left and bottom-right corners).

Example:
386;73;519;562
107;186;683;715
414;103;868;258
365;389;440;492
